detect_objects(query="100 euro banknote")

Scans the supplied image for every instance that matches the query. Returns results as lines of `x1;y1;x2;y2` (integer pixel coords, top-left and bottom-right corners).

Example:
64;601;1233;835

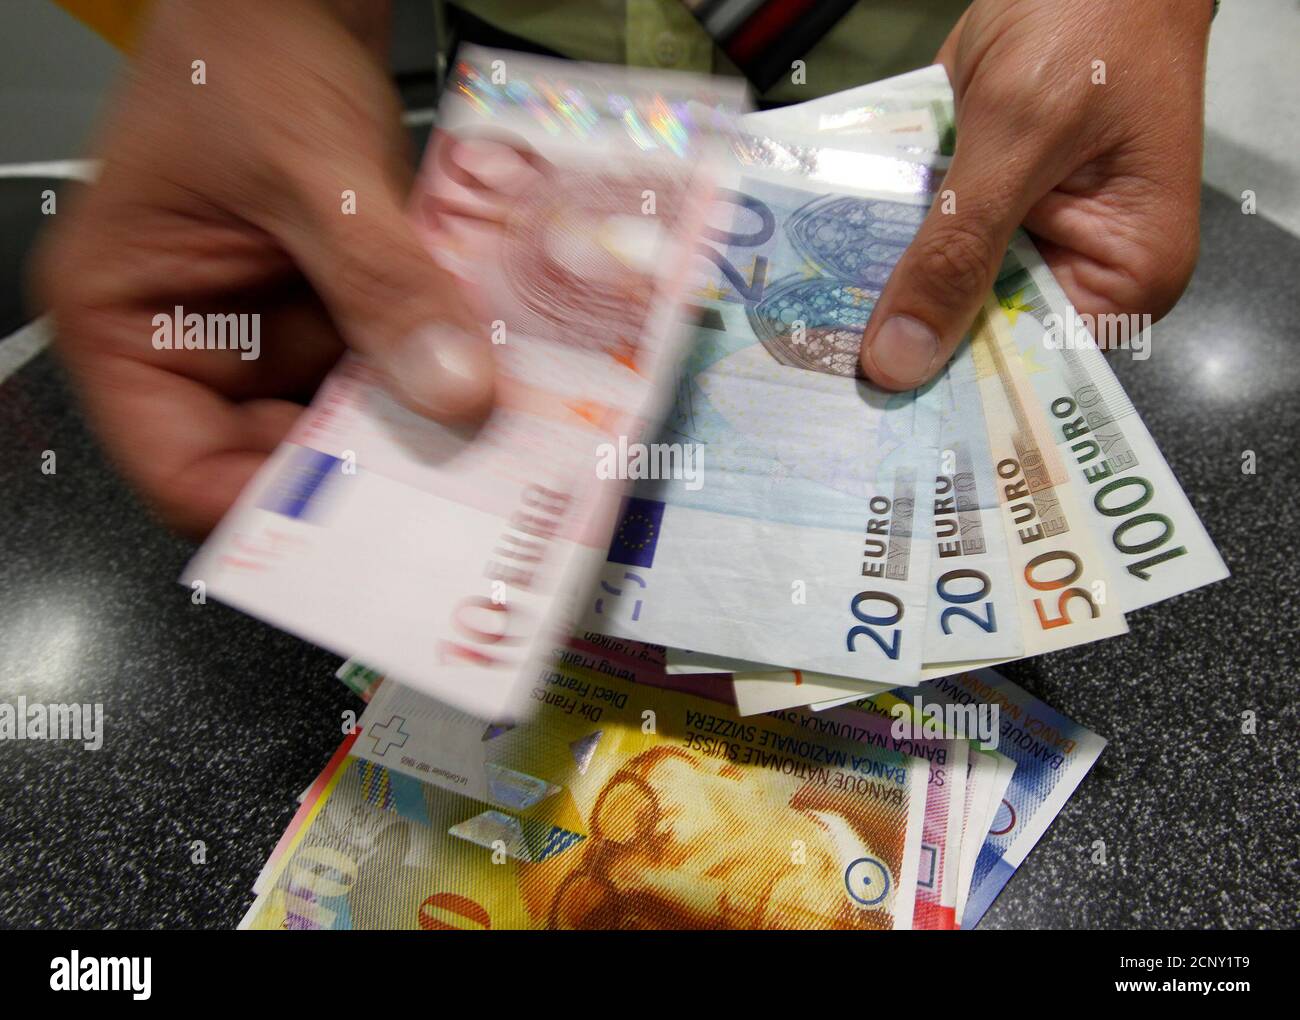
246;666;928;929
185;48;740;721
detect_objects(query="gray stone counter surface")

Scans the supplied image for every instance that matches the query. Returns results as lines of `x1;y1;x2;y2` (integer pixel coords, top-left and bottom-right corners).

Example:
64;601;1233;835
0;184;1296;928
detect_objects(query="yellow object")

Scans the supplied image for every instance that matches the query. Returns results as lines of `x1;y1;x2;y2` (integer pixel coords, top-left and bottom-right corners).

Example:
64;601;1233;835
52;0;149;50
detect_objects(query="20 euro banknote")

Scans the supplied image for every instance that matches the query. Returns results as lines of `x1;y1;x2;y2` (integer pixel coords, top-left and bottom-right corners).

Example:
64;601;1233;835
579;134;946;685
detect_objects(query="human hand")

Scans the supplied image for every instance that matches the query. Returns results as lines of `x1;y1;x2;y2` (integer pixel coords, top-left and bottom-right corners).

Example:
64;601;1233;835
32;0;495;537
859;0;1213;390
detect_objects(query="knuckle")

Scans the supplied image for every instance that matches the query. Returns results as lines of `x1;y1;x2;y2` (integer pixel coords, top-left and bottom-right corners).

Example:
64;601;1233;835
29;223;97;345
329;217;421;312
1125;233;1200;320
912;222;998;309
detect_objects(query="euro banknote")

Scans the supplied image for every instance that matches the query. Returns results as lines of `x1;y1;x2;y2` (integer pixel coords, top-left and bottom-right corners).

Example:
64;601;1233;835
579;133;946;684
663;299;1130;711
767;67;1227;612
185;48;740;721
858;669;1105;929
246;665;929;929
992;236;1229;610
654;649;895;717
744;64;955;157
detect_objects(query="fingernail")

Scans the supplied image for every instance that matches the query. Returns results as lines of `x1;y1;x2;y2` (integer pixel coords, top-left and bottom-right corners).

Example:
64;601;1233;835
385;324;494;422
867;314;940;389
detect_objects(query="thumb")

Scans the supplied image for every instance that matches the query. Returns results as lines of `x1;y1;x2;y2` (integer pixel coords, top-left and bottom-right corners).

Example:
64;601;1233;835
860;134;1042;391
274;160;495;423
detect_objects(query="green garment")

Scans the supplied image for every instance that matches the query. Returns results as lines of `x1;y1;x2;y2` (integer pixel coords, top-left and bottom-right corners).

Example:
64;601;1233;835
447;0;967;101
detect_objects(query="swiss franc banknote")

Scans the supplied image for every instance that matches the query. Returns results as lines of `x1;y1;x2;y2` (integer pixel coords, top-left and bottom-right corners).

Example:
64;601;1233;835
956;747;1014;925
246;667;928;929
581;134;944;685
858;669;1106;929
186;48;739;721
642;669;968;930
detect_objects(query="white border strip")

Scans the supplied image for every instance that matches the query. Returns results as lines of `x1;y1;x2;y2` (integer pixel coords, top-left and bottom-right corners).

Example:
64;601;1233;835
0;318;52;385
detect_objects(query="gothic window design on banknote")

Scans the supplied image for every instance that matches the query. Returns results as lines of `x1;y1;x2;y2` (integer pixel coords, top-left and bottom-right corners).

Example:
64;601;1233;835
730;190;923;378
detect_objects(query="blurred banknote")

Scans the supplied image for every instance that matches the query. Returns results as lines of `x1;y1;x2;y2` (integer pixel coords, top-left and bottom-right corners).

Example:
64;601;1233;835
245;667;929;929
186;48;740;720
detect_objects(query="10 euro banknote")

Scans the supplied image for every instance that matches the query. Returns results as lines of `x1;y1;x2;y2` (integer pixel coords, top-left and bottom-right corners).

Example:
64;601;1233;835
185;48;741;721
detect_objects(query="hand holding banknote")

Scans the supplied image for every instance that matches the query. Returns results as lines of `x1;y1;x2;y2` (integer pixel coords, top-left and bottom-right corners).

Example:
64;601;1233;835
859;0;1213;391
33;0;494;537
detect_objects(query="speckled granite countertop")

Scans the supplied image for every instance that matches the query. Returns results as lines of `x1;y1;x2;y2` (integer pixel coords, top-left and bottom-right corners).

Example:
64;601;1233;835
0;184;1295;929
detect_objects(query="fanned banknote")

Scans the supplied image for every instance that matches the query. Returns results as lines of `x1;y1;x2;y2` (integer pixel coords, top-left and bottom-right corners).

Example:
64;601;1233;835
993;235;1229;610
858;669;1105;929
657;61;1243;706
246;667;929;929
734;298;1133;710
769;67;1227;612
185;48;740;720
580;134;945;685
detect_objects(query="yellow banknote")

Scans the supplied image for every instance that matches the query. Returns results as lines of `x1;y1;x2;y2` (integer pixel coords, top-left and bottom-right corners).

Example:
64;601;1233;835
245;668;928;930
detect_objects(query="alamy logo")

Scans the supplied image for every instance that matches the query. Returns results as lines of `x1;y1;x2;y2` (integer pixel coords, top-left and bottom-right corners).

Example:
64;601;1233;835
596;437;704;491
1042;307;1151;360
151;304;260;360
50;952;151;1000
0;698;103;751
890;697;1000;750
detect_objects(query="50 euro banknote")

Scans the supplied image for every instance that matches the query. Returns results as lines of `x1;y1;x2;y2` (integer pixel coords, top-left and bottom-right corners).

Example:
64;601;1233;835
246;665;929;930
185;48;742;721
